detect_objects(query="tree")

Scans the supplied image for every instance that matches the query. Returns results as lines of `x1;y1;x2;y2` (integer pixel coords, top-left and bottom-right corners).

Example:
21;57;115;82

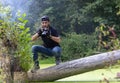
0;4;32;82
28;50;120;82
28;0;120;35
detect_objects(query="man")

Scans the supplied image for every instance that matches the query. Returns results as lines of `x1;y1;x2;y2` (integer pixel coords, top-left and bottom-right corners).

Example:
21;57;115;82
31;15;62;72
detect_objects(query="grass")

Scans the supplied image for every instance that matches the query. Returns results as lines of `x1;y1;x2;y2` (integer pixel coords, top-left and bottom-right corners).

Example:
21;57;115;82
39;57;55;64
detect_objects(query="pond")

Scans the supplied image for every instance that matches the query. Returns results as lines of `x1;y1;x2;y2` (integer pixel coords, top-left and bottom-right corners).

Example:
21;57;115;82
40;64;120;83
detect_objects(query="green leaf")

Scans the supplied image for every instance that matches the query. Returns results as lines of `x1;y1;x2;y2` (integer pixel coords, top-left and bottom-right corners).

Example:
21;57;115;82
22;13;26;17
117;11;120;15
23;20;28;24
18;17;23;22
19;25;25;29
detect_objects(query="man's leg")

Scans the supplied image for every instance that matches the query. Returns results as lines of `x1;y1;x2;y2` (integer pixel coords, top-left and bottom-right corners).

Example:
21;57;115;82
52;46;62;65
31;45;53;72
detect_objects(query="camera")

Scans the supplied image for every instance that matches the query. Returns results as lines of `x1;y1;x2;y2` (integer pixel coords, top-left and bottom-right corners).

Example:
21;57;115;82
41;28;49;36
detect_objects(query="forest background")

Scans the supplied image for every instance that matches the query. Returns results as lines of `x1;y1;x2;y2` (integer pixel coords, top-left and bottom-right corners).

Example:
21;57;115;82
1;0;120;68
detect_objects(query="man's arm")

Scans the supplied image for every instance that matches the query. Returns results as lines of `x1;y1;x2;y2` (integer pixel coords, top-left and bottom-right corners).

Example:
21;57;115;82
50;36;61;43
31;33;39;41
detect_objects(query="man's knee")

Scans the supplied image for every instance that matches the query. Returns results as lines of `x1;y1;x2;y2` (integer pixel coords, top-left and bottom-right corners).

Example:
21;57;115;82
32;45;37;52
32;45;42;52
53;47;61;53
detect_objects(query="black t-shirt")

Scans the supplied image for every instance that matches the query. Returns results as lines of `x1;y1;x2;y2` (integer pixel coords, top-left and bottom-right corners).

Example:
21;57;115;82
36;26;60;48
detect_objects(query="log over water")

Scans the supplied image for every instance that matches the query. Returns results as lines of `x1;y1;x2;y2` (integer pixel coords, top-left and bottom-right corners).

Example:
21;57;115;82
28;50;120;82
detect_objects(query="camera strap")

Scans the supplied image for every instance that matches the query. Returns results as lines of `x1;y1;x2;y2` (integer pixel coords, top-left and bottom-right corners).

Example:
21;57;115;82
49;29;51;36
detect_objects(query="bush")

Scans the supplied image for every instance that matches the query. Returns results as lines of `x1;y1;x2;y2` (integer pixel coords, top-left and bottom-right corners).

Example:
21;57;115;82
61;33;98;61
0;5;32;71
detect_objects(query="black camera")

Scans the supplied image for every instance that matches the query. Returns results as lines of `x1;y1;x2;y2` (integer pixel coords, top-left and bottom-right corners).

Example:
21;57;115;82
41;28;49;37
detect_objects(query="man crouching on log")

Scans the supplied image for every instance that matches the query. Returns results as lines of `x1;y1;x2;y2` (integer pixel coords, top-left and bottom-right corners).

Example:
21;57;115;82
31;15;62;73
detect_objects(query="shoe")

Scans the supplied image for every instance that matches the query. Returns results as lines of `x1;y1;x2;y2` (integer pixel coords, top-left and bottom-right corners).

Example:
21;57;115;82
31;64;40;73
55;58;61;65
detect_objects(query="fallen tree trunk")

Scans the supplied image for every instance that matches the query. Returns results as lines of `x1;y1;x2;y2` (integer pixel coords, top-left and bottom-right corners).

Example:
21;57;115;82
28;50;120;82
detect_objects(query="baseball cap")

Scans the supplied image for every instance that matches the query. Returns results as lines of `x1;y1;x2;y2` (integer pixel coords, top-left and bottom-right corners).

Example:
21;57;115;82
41;15;50;21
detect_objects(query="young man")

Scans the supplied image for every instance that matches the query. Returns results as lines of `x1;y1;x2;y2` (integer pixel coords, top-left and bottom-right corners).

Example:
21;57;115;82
31;16;62;72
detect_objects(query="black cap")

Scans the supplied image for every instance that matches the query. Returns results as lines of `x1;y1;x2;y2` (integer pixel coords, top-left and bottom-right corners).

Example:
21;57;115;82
41;15;50;21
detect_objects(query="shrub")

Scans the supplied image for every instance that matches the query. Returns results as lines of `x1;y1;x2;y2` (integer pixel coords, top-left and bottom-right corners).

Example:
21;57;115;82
61;33;98;61
0;4;32;71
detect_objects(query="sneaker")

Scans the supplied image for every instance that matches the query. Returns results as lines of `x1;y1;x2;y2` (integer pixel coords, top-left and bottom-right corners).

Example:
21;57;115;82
31;65;40;73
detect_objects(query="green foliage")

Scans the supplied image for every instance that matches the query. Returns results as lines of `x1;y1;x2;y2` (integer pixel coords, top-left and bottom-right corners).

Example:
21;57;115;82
16;14;32;71
61;33;98;61
95;23;120;52
28;0;120;35
27;0;120;63
0;5;32;71
116;0;120;15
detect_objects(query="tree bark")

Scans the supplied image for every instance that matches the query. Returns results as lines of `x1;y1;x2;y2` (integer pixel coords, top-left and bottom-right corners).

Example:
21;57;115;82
0;54;13;83
28;50;120;82
0;52;28;83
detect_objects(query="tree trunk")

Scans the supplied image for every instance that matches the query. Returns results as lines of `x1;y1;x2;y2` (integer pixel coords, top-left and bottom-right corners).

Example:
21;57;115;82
0;54;13;83
28;50;120;82
13;57;28;83
0;52;28;83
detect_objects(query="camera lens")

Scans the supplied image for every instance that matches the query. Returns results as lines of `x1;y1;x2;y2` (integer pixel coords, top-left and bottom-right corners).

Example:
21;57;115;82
41;28;48;36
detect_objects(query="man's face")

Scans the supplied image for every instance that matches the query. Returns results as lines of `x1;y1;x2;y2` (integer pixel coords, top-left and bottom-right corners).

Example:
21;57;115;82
41;21;50;28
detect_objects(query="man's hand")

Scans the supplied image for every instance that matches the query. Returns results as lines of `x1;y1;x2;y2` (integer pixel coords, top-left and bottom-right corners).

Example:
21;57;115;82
50;36;61;43
31;33;39;41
